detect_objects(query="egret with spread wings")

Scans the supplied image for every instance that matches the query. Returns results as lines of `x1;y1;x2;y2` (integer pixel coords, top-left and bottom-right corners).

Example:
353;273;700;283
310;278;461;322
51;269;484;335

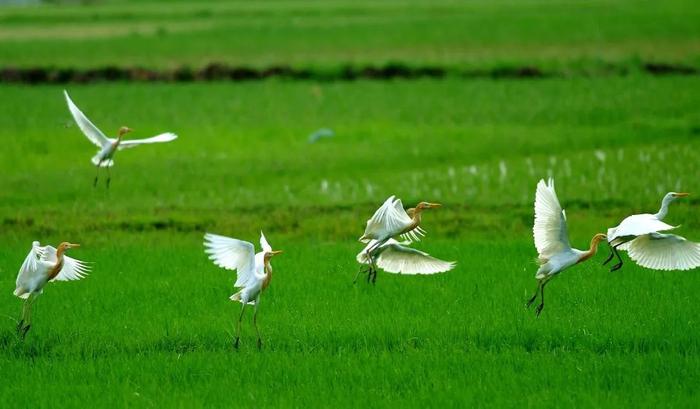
606;192;699;271
357;196;441;283
528;178;607;316
204;231;282;349
14;241;90;338
64;90;178;188
356;239;455;279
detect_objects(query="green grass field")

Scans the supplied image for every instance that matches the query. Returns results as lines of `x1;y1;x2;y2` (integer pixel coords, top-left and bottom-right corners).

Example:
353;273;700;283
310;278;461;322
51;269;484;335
1;1;700;408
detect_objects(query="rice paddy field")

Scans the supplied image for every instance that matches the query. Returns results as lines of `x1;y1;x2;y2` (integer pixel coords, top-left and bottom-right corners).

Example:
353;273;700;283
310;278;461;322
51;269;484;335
1;1;700;408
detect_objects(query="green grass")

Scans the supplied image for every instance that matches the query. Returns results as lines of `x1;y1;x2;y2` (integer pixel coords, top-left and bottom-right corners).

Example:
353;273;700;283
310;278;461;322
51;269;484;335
1;75;700;407
2;0;700;407
0;0;699;69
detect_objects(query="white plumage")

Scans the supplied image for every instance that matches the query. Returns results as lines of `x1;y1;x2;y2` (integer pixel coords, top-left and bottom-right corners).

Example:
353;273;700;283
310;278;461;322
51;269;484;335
360;195;426;244
528;178;607;316
605;192;699;271
64;90;177;186
357;239;455;275
203;231;282;348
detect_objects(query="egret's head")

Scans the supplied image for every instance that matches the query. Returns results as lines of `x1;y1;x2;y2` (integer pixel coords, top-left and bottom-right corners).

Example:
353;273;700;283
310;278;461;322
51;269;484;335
663;191;689;204
265;250;283;260
118;126;133;138
671;192;689;199
416;202;441;210
58;242;80;250
592;233;607;243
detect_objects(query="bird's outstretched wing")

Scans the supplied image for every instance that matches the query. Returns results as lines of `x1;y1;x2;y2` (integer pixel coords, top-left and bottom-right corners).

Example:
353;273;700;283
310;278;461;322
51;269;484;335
626;233;700;271
362;196;415;242
118;133;178;150
533;178;571;258
204;233;256;287
39;245;91;281
607;214;676;243
64;90;111;148
259;231;272;253
52;255;91;281
17;241;43;279
376;240;455;275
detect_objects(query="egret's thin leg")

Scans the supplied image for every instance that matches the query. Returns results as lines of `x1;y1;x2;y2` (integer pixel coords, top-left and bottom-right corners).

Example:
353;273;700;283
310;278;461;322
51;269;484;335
610;244;624;272
17;296;29;334
526;280;542;308
353;264;369;284
253;302;262;350
234;304;246;349
106;166;111;189
21;294;35;339
536;280;548;317
93;165;100;187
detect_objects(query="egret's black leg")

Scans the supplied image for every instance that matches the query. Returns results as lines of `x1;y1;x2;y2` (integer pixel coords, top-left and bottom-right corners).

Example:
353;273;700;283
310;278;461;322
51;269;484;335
106;166;111;189
16;319;24;335
93;165;100;187
20;324;31;340
234;304;246;350
526;281;542;308
253;305;262;350
610;244;624;272
535;280;548;317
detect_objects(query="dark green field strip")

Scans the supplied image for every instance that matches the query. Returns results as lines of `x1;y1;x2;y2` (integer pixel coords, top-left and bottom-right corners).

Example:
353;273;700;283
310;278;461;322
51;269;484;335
1;60;699;84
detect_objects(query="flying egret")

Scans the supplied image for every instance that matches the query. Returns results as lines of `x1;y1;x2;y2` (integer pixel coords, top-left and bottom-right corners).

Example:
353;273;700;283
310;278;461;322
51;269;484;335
203;231;283;349
357;196;441;283
605;192;699;271
64;90;178;188
14;241;90;338
527;178;607;316
356;238;455;279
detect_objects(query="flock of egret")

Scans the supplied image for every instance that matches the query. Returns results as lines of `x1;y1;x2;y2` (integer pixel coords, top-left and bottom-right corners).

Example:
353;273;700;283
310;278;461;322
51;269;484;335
10;92;700;346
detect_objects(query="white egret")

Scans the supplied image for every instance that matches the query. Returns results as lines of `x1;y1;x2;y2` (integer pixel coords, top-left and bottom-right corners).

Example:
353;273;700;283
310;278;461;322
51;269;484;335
527;178;607;316
605;192;700;271
203;231;283;349
64;90;178;188
357;196;441;283
14;241;90;338
356;238;455;279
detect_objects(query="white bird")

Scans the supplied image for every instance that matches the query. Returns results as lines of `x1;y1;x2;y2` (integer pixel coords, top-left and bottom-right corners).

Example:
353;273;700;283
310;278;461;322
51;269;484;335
606;192;700;271
527;178;607;316
357;195;441;283
356;239;455;279
14;241;90;338
64;90;178;188
203;231;283;349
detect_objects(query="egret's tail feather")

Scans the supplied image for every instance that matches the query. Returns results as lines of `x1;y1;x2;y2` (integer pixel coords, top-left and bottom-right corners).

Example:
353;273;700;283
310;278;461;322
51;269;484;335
229;291;255;305
91;155;114;167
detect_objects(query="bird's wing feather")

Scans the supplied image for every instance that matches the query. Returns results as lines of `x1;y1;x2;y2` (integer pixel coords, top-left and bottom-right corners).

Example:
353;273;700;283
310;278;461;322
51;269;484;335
363;196;414;241
17;241;43;279
52;255;91;281
608;214;676;242
533;178;571;258
203;233;256;287
40;245;58;263
377;242;455;275
64;90;110;148
118;133;178;150
259;231;272;253
627;233;700;271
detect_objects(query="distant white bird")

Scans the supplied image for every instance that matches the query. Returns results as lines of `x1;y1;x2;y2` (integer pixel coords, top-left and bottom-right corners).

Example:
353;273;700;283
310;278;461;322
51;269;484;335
606;192;700;271
356;238;455;280
357;196;441;283
64;90;178;188
203;231;283;349
528;179;607;316
307;128;335;143
14;241;90;338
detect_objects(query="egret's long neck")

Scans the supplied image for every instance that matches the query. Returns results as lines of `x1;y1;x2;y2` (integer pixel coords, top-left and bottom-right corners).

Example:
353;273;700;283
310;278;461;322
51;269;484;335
577;237;603;263
262;259;273;290
48;246;66;280
408;207;423;228
654;197;673;220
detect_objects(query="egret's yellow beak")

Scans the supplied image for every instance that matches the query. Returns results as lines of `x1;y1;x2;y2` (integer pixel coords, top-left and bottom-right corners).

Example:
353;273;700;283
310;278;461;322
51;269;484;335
270;250;283;256
427;203;442;208
674;192;689;198
67;243;81;248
